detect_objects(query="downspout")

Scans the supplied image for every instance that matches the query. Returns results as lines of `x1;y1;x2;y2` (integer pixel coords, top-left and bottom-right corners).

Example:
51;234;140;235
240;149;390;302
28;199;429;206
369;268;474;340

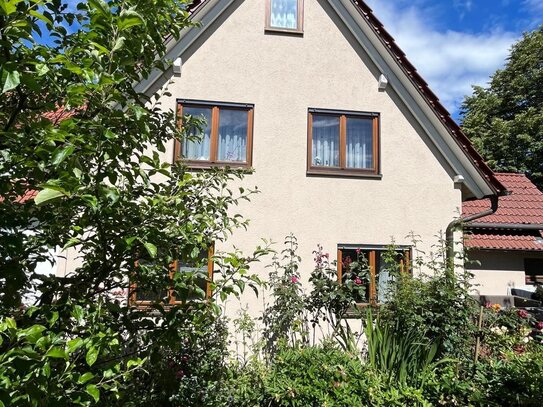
445;195;499;263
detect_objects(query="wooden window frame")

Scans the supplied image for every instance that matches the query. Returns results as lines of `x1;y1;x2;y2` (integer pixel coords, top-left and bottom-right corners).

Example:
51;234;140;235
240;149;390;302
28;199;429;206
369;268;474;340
307;109;380;178
265;0;304;34
174;100;254;169
337;245;410;306
130;246;214;307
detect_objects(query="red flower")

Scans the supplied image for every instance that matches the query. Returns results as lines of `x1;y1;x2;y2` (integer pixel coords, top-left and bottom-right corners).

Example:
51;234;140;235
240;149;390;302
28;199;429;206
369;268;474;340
518;309;529;319
291;275;299;284
354;277;362;285
536;321;543;330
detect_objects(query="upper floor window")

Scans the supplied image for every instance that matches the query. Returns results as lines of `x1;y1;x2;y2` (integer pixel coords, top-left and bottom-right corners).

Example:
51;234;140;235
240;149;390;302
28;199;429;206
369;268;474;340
266;0;303;33
175;100;254;168
307;109;380;177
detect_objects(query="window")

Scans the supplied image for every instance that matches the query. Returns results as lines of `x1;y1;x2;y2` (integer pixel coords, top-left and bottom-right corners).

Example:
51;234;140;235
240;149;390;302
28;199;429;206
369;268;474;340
265;0;303;33
307;109;380;176
175;100;254;168
337;245;410;305
131;247;214;306
525;258;543;285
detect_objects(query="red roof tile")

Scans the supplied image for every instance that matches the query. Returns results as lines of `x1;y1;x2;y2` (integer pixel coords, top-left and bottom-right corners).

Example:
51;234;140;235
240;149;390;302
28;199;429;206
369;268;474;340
463;173;543;251
465;232;543;252
0;189;37;204
463;173;543;225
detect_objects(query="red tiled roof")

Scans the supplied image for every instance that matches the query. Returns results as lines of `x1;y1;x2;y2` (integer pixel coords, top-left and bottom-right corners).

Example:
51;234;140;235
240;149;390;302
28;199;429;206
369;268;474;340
0;189;37;204
465;232;543;251
463;173;543;225
463;173;543;251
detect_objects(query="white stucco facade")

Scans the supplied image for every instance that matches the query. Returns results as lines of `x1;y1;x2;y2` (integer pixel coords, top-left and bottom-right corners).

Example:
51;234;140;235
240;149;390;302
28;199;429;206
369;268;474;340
57;0;502;312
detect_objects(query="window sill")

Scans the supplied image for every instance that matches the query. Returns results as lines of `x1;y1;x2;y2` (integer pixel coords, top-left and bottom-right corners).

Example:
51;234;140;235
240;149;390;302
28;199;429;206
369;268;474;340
306;168;382;179
343;303;381;319
183;161;253;171
264;27;303;36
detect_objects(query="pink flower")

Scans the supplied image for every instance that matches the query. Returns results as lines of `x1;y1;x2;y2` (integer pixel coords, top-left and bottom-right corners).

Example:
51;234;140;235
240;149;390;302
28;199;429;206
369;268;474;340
176;370;185;379
291;275;298;284
354;277;362;285
536;321;543;330
355;248;361;254
518;309;529;319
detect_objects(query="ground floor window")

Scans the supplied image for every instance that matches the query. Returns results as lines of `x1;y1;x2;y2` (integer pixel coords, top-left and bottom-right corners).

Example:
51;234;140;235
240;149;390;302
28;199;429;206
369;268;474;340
337;245;410;305
130;247;214;306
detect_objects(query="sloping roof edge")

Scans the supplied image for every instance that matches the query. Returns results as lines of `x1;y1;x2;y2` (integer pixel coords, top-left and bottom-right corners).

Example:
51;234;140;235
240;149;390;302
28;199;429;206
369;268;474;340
349;0;505;197
139;0;506;198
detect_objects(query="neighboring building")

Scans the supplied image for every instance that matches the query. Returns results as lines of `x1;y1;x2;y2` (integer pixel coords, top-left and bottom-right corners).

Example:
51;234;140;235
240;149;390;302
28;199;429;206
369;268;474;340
465;173;543;298
58;0;511;309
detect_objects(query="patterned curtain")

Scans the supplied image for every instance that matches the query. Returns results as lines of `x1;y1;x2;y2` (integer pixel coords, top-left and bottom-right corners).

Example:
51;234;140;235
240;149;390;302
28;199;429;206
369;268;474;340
346;117;373;169
312;115;339;167
217;109;247;162
183;106;212;160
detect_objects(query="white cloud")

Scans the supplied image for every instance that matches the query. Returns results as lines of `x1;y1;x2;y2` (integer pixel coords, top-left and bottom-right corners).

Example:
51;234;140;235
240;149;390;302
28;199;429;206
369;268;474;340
364;0;518;117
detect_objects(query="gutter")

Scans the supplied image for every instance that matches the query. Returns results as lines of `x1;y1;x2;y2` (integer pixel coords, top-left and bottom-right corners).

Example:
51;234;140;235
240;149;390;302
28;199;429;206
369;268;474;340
445;195;499;263
466;222;543;231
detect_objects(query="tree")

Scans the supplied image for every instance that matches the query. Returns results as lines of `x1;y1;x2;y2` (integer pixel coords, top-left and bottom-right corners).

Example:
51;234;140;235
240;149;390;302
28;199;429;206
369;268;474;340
0;1;267;404
461;26;543;190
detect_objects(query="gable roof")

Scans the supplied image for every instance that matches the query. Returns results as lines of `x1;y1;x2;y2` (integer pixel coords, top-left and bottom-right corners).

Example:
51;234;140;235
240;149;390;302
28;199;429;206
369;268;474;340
143;0;506;198
463;173;543;251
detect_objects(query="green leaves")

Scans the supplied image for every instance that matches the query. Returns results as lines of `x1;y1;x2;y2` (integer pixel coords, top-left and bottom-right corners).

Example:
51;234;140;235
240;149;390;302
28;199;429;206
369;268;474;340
86;384;100;402
85;346;99;367
118;10;145;31
143;242;157;258
44;347;68;360
34;188;67;206
2;70;20;93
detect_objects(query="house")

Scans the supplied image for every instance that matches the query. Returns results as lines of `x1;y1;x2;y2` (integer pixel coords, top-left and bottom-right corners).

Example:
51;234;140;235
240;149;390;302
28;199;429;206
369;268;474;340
57;0;510;307
464;173;543;300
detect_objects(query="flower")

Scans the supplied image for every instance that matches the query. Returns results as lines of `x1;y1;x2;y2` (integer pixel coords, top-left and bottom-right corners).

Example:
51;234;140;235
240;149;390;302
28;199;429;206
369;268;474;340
517;309;529;319
536;321;543;330
490;326;505;336
291;275;298;284
176;370;185;379
354;277;362;285
355;248;361;254
491;303;501;312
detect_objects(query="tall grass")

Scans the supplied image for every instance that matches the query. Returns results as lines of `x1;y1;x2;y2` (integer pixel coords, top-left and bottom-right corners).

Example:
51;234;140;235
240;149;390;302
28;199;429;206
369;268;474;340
365;309;446;388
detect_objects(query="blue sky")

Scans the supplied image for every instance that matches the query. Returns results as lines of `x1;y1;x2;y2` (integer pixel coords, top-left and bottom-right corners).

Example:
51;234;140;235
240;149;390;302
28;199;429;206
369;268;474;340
364;0;543;120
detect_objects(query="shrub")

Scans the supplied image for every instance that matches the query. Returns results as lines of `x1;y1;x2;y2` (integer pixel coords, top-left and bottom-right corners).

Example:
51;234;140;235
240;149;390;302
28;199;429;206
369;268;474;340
263;346;432;407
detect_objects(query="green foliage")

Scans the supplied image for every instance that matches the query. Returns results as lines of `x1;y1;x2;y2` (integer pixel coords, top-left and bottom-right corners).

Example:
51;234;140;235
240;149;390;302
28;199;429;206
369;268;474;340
0;303;144;406
125;315;231;406
0;0;271;405
461;26;543;189
262;346;432;407
262;234;308;357
380;261;478;358
364;309;442;388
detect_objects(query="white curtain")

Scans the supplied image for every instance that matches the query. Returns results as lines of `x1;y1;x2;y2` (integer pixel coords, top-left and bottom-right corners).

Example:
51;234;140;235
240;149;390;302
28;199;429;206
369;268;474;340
346;117;373;169
183;107;212;161
217;109;247;162
270;0;298;29
312;115;339;167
